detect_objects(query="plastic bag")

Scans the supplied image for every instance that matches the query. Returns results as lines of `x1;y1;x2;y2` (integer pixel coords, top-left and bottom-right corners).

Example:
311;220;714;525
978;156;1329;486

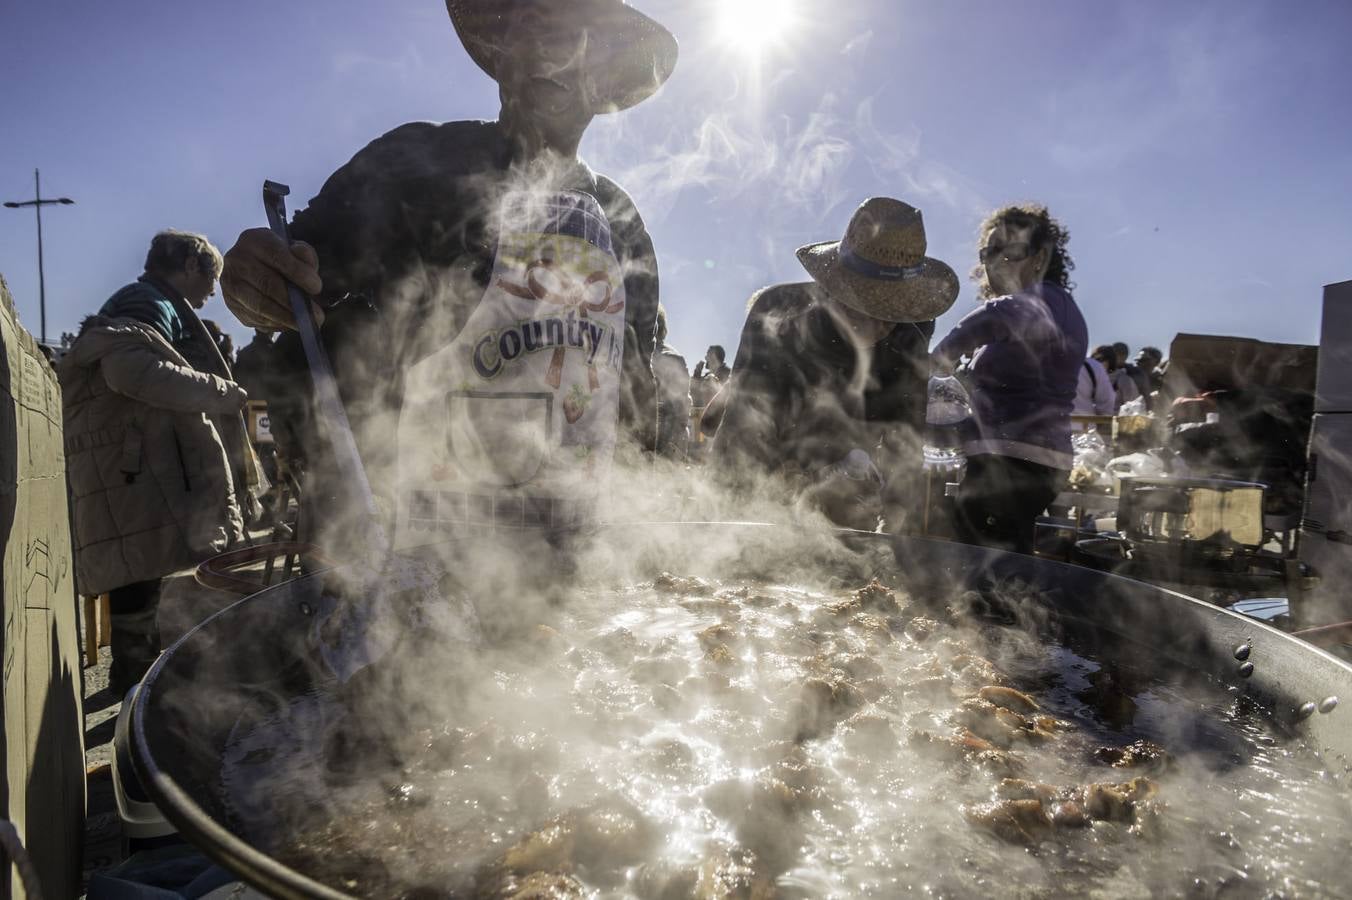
1106;450;1167;480
1069;427;1112;489
925;375;973;468
1118;396;1150;417
926;375;973;426
1073;427;1109;468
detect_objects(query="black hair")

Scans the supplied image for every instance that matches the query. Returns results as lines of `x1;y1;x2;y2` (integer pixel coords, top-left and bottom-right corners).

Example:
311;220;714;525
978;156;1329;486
707;344;726;364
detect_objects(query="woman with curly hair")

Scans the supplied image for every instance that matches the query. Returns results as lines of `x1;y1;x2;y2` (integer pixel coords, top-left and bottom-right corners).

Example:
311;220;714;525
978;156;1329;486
930;204;1088;554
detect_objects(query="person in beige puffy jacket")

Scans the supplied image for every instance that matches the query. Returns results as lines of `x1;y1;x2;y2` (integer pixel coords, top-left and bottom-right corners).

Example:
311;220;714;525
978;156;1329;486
60;230;252;692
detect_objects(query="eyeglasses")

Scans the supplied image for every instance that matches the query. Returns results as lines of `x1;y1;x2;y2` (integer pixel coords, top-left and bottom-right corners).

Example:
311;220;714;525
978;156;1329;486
979;242;1033;264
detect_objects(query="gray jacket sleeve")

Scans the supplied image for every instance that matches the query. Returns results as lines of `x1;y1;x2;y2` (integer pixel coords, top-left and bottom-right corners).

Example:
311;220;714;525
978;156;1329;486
102;343;246;415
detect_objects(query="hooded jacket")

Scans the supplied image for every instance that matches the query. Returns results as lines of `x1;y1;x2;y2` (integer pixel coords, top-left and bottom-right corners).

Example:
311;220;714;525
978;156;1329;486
59;316;247;595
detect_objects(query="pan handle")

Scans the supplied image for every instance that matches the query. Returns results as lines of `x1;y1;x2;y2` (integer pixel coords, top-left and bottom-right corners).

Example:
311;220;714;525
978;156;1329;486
1291;619;1352;650
195;541;334;596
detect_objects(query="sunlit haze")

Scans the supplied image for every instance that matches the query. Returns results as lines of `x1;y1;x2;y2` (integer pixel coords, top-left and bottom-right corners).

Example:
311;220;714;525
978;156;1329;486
716;0;801;51
2;0;1350;360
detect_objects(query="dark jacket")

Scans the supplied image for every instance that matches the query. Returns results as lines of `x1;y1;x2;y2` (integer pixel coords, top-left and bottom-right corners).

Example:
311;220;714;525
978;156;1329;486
272;120;662;528
932;282;1087;470
231;333;276;404
712;282;933;479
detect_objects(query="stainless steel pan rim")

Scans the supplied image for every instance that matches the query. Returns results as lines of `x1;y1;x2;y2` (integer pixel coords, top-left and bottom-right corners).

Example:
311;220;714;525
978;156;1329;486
128;525;1352;900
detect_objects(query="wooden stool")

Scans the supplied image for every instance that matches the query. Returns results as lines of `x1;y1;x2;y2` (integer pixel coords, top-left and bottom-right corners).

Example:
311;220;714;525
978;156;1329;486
82;593;111;668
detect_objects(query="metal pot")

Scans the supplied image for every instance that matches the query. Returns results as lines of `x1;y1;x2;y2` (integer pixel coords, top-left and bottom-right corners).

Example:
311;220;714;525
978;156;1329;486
128;526;1352;900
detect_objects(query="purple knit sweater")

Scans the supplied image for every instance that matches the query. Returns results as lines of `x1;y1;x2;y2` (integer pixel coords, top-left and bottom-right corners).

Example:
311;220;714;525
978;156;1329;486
931;282;1088;470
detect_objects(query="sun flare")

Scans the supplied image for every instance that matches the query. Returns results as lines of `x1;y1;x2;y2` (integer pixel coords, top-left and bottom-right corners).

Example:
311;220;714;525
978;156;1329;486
716;0;800;53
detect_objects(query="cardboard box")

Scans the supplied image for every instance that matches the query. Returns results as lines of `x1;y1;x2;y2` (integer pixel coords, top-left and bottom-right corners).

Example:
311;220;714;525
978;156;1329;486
1163;333;1317;400
1314;280;1352;412
0;274;84;900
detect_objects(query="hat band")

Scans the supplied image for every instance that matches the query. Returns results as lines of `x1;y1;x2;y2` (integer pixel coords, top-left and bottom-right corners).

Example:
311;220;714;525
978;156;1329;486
840;246;926;282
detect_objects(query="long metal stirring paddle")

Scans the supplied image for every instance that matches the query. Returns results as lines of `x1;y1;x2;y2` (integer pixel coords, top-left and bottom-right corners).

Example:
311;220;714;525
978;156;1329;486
261;179;480;681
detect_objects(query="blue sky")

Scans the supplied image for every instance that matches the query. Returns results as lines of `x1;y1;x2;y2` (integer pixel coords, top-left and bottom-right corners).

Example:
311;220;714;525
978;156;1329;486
2;0;1350;364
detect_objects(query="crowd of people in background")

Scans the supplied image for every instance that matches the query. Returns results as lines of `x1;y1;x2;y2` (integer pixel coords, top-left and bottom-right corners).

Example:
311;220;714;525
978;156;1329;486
50;0;1173;691
1077;342;1166;416
61;195;1145;686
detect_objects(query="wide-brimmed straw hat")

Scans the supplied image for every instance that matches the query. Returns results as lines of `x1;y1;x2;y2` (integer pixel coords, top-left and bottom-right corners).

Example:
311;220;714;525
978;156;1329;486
797;198;959;323
446;0;678;113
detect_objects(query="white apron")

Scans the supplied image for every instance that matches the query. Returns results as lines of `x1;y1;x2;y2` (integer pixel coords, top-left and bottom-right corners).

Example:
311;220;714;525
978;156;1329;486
395;191;625;548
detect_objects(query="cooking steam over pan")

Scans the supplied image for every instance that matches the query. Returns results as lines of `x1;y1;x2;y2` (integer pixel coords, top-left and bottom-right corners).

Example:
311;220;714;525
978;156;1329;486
128;525;1352;899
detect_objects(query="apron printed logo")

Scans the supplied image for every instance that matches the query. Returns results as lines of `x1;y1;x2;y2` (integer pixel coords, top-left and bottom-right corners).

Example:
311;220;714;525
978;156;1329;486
395;192;626;550
471;309;618;381
493;259;624;389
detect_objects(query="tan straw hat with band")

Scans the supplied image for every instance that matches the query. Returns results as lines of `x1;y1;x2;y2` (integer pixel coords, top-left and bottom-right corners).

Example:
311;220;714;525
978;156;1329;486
796;197;959;323
446;0;678;113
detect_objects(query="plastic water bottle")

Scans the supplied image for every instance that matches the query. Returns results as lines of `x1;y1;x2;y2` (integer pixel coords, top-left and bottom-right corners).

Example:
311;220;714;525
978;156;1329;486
924;375;972;471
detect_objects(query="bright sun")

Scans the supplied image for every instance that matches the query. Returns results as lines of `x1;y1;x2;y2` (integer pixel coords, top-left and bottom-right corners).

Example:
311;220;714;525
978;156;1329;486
716;0;800;52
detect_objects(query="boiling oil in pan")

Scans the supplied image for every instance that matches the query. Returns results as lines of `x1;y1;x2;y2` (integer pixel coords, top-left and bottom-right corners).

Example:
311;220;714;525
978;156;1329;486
220;575;1352;898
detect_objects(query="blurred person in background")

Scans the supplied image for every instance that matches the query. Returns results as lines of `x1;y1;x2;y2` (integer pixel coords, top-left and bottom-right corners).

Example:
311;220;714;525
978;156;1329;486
931;204;1087;555
653;305;691;460
202;319;234;368
692;345;732;445
1111;341;1144;409
1074;352;1115;417
1116;341;1150;399
713;197;957;531
691;344;731;400
218;0;676;541
232;328;285;518
1135;345;1164;399
1093;343;1139;410
231;328;277;404
59;230;255;692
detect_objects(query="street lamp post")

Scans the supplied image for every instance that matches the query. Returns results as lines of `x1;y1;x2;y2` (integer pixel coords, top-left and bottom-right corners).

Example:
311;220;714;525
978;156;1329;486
4;168;75;344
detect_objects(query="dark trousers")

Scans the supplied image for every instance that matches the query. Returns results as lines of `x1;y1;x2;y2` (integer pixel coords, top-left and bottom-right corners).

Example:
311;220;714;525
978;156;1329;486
108;578;163;615
107;578;164;693
954;454;1065;555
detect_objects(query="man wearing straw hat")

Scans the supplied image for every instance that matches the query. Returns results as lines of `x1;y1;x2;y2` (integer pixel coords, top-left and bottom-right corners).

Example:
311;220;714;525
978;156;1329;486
712;197;959;531
218;1;676;531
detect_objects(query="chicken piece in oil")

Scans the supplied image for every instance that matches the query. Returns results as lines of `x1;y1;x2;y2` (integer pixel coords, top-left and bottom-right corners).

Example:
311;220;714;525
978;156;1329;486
974;776;1161;844
695;846;777;900
654;572;713;595
1092;738;1170;772
570;800;659;870
698;623;739;653
996;779;1092;829
977;685;1040;715
498;818;576;875
792;675;864;740
855;580;904;614
964;798;1054;845
1081;776;1159;823
947;653;1007;688
474;870;590;899
908;729;1025;777
956;697;1062;748
487;799;657;888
